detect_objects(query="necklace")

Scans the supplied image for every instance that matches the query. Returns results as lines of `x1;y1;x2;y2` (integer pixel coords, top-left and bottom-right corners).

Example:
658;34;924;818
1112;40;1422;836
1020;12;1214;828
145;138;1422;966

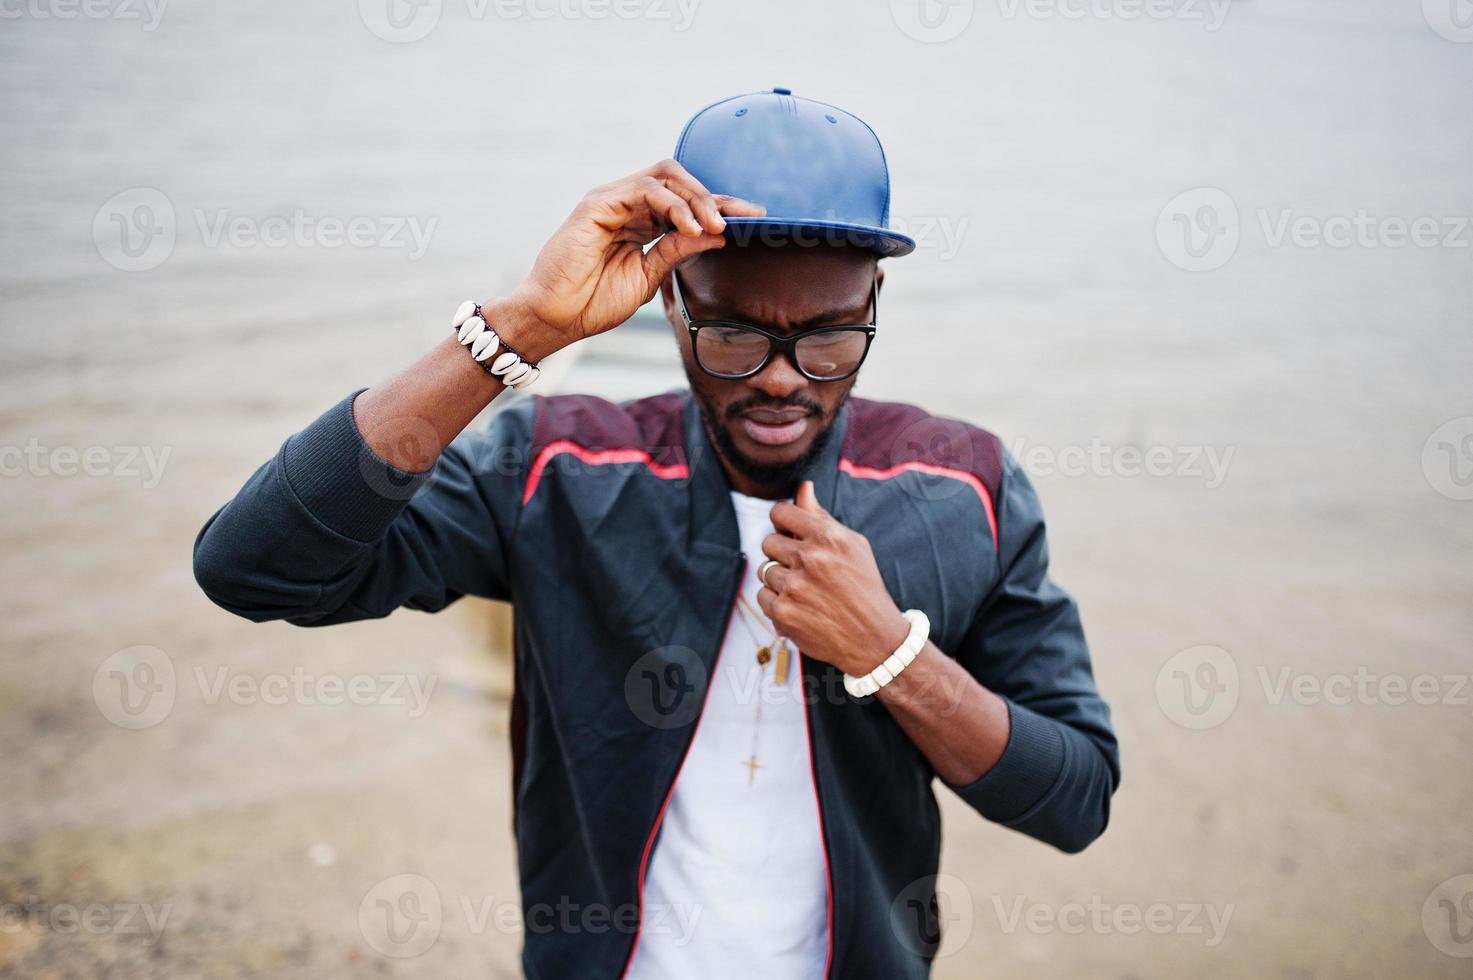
732;589;793;786
736;591;791;685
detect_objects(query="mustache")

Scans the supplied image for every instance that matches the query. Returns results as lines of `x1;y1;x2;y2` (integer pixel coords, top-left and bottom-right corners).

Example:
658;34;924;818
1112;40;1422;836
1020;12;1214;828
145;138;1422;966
723;393;823;421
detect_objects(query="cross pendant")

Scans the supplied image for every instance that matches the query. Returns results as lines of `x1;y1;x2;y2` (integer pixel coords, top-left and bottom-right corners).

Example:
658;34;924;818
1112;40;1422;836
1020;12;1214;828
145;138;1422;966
740;754;763;785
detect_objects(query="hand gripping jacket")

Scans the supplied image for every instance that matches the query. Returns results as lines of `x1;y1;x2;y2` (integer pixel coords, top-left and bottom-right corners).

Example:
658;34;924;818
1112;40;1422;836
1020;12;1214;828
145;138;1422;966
194;389;1120;979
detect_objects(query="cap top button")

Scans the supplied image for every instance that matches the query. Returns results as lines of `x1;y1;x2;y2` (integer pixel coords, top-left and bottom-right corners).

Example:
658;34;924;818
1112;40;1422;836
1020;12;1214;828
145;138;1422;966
772;86;791;95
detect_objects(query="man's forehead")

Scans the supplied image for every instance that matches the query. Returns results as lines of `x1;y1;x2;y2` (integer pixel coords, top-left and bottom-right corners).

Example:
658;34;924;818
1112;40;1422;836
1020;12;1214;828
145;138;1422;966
682;246;875;319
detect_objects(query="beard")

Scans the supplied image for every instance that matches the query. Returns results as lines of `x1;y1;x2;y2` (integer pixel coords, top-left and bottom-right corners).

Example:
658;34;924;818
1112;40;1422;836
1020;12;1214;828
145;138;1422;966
692;385;850;492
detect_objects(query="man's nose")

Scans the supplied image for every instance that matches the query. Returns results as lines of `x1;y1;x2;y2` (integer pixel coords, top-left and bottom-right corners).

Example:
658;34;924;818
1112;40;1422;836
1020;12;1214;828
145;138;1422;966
746;348;808;401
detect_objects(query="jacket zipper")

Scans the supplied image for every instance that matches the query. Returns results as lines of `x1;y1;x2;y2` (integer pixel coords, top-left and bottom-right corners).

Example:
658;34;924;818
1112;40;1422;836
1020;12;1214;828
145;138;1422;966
619;552;746;977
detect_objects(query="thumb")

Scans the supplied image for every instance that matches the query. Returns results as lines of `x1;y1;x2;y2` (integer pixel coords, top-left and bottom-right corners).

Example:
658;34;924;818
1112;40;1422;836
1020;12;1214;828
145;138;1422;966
796;479;823;514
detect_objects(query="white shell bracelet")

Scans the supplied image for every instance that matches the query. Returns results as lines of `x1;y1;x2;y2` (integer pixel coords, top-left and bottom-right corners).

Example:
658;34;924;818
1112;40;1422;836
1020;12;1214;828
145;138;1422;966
451;300;541;390
843;609;930;698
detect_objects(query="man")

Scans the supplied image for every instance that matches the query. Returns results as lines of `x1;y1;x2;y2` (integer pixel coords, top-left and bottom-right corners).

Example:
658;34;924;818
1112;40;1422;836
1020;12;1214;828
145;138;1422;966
194;88;1118;978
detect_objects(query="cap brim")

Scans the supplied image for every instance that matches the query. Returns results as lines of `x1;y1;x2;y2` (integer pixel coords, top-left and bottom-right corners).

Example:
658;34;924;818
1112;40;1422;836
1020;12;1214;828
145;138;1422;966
719;217;915;258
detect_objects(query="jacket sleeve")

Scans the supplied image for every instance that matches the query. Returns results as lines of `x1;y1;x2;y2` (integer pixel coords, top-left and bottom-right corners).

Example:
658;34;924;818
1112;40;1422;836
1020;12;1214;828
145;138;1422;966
945;452;1120;853
192;391;533;627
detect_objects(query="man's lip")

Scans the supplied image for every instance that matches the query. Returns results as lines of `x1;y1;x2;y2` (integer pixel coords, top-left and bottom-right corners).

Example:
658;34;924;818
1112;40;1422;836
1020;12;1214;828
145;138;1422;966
738;412;812;446
740;408;812;424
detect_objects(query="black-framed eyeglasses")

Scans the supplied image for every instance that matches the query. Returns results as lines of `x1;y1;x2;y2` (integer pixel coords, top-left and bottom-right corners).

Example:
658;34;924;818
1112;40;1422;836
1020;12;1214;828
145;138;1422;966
672;269;878;382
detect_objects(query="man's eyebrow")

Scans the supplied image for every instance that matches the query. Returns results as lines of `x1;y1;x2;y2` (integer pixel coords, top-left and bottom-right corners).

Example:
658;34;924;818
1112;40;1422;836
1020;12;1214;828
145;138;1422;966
699;298;866;329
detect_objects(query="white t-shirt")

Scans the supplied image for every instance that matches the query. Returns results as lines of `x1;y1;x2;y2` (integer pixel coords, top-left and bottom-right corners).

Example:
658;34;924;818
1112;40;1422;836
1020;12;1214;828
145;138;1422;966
625;491;829;979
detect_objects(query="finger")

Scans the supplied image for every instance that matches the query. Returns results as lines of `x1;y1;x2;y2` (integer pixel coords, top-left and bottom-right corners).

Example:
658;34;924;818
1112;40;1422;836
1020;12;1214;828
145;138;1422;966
642;231;725;292
770;500;826;539
647;160;767;231
643;160;726;234
755;583;778;619
646;158;712;196
663;181;728;236
760;533;801;565
795;480;825;514
640;183;703;238
714;194;767;219
761;562;794;594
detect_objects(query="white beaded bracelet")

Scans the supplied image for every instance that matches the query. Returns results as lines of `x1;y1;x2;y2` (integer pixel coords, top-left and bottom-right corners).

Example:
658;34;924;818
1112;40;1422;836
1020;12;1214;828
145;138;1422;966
451;300;541;390
843;609;930;698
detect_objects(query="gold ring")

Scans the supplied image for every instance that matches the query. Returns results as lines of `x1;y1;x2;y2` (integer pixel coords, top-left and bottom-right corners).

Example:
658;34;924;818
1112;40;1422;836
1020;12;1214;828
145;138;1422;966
757;559;780;588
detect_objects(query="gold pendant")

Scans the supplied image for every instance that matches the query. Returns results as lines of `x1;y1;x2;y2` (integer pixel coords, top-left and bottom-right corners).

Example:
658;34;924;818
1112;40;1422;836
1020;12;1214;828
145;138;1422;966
741;754;763;785
774;641;790;685
756;645;771;666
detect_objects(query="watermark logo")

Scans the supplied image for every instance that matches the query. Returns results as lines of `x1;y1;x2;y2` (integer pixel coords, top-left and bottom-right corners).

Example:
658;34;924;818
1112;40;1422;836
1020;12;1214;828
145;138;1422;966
889;874;974;957
1155;645;1238;729
359;873;442;958
992;896;1233;945
0;440;172;487
877;417;977;503
995;0;1231;31
359;0;442;42
93;645;177;729
93;647;438;729
356;874;701;956
1156;187;1239;272
1422;417;1473;501
1423;874;1473;957
890;0;974;42
355;415;441;502
1010;437;1234;489
193;666;437;717
624;646;707;729
0;898;171;946
0;0;169;30
1423;0;1473;43
1158;187;1472;271
93;187;176;273
359;0;699;42
93;187;437;272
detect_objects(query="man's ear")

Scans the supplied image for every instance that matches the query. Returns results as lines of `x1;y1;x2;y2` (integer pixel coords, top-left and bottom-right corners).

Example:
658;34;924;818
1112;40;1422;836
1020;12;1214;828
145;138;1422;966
876;263;885;295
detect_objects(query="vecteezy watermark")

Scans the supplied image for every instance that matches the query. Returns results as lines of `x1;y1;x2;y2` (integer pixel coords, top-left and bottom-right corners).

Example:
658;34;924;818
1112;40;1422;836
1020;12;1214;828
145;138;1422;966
1423;0;1473;43
93;646;177;730
1156;645;1239;729
991;895;1234;946
93;188;176;273
996;0;1231;31
194;666;437;718
1423;874;1473;958
357;0;699;43
624;646;709;730
1155;187;1239;273
358;874;703;958
1157;646;1473;730
1422;416;1473;501
1157;187;1472;272
93;188;438;272
93;647;439;730
0;898;171;946
889;213;971;261
1009;437;1234;489
889;0;974;43
0;439;171;488
889;874;975;958
0;0;168;30
1257;666;1473;713
719;212;970;260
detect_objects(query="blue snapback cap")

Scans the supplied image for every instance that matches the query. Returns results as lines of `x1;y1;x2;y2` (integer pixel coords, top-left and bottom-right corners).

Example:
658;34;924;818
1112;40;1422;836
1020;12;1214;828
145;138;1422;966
674;87;915;258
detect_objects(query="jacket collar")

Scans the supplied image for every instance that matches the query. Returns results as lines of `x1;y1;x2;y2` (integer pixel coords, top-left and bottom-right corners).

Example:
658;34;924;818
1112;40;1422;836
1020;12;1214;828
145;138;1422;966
680;391;849;554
